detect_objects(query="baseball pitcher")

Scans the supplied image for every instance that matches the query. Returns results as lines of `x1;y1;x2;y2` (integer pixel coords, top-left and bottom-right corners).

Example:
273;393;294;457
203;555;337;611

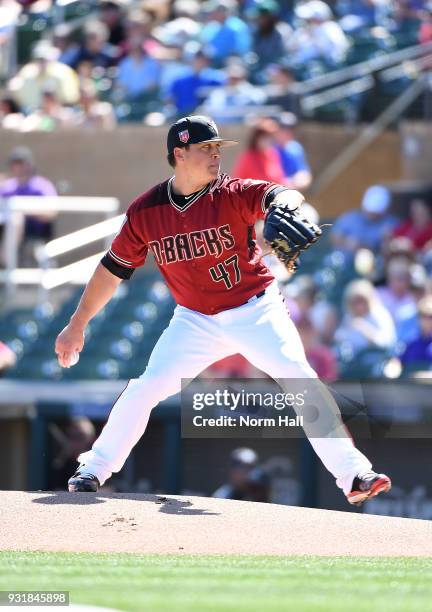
55;115;391;506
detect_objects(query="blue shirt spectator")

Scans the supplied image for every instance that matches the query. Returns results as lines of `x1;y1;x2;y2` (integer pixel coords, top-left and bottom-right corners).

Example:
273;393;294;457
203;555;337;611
331;185;398;254
336;0;382;29
201;1;251;64
394;308;420;346
274;113;312;189
276;141;310;177
116;47;160;99
170;51;226;115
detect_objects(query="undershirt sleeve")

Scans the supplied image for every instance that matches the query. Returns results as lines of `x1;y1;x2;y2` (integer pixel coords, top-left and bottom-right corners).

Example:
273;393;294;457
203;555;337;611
100;254;135;280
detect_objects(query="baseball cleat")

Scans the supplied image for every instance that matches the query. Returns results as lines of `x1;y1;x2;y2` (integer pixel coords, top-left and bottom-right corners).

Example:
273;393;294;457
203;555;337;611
68;469;100;493
347;471;391;506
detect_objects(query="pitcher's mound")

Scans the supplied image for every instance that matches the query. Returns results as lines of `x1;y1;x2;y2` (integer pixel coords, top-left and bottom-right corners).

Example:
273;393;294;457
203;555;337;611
1;491;431;556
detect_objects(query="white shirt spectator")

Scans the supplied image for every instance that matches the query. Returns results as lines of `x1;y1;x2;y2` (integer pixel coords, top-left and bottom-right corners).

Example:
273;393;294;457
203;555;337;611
291;1;350;64
335;279;396;355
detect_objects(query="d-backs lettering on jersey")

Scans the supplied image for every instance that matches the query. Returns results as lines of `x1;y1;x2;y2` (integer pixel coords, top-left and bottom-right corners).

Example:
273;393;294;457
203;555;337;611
101;174;285;315
149;224;235;265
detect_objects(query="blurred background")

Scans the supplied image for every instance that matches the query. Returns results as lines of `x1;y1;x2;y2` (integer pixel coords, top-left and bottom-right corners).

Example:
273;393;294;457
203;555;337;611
0;0;431;519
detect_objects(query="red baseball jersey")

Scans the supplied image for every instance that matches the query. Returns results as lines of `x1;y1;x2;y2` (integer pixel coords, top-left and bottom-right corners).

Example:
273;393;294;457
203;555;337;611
102;173;286;315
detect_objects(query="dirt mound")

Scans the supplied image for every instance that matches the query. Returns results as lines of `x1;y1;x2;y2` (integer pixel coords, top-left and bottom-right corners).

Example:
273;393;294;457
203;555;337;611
1;491;431;556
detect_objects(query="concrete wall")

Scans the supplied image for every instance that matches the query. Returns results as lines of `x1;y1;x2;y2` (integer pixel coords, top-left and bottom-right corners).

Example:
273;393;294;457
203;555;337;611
0;123;402;225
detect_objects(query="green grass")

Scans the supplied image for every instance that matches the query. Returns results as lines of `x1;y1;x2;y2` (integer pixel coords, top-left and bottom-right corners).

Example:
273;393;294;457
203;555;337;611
0;553;431;611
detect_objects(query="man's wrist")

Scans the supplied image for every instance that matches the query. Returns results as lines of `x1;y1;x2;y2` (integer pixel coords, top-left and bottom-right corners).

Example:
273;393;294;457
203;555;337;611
69;314;87;331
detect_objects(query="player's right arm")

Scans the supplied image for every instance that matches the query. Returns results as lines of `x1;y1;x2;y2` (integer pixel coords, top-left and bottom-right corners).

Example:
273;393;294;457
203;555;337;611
55;199;148;368
55;263;122;368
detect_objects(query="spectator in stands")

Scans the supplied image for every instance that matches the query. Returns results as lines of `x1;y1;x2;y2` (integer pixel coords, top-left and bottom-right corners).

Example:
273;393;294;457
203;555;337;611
249;0;292;73
331;185;398;255
66;21;117;71
273;113;313;190
115;31;161;106
391;0;423;40
0;147;57;265
123;10;160;58
335;279;396;356
296;314;339;380
240;0;295;22
400;295;432;373
169;49;226;116
265;63;300;113
392;198;432;252
232;118;289;183
382;235;417;272
52;24;79;67
213;447;262;500
286;274;338;345
0;96;23;130
201;62;266;122
0;1;20;79
200;0;252;65
336;0;388;31
21;87;75;131
377;258;417;340
8;40;80;112
73;81;117;130
290;0;350;66
419;5;432;44
153;0;202;49
98;0;127;48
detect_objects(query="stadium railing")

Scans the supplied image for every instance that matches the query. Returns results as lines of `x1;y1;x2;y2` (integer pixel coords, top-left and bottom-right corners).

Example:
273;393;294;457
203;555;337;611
0;196;120;301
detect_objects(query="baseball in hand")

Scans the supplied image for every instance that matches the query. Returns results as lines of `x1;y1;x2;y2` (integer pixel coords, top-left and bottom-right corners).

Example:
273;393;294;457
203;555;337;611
69;351;80;366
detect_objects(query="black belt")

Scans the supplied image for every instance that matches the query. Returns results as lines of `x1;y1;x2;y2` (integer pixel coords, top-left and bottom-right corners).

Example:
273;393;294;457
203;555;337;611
240;289;266;307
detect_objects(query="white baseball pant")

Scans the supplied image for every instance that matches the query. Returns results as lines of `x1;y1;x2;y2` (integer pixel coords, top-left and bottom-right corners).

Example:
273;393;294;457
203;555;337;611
78;282;372;493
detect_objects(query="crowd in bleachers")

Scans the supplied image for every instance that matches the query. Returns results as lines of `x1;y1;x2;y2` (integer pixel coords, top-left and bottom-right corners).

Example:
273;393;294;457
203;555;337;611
278;184;432;380
1;123;432;381
0;0;431;381
0;0;431;128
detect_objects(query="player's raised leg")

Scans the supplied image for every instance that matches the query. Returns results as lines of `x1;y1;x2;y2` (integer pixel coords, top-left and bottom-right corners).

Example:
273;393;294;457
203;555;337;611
69;306;231;491
219;283;391;504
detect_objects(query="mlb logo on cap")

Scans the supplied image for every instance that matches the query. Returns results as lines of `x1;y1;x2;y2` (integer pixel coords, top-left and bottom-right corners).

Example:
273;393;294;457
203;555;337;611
167;115;238;156
179;130;190;144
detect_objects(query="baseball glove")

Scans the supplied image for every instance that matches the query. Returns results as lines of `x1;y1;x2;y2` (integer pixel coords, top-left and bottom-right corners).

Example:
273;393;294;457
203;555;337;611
263;204;322;272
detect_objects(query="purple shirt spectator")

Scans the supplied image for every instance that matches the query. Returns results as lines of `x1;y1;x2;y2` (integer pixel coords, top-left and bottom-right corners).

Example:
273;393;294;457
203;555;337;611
401;335;432;365
400;295;432;370
1;175;57;239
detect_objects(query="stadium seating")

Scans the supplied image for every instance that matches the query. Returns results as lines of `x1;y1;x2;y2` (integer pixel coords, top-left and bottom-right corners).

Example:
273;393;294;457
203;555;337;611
3;270;175;381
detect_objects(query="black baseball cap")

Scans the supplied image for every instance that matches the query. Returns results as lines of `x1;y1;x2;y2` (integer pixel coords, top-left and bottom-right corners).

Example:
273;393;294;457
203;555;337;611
167;115;238;155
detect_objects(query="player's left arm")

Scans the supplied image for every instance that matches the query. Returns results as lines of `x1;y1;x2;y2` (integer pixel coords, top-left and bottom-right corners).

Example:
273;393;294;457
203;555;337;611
231;178;304;223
